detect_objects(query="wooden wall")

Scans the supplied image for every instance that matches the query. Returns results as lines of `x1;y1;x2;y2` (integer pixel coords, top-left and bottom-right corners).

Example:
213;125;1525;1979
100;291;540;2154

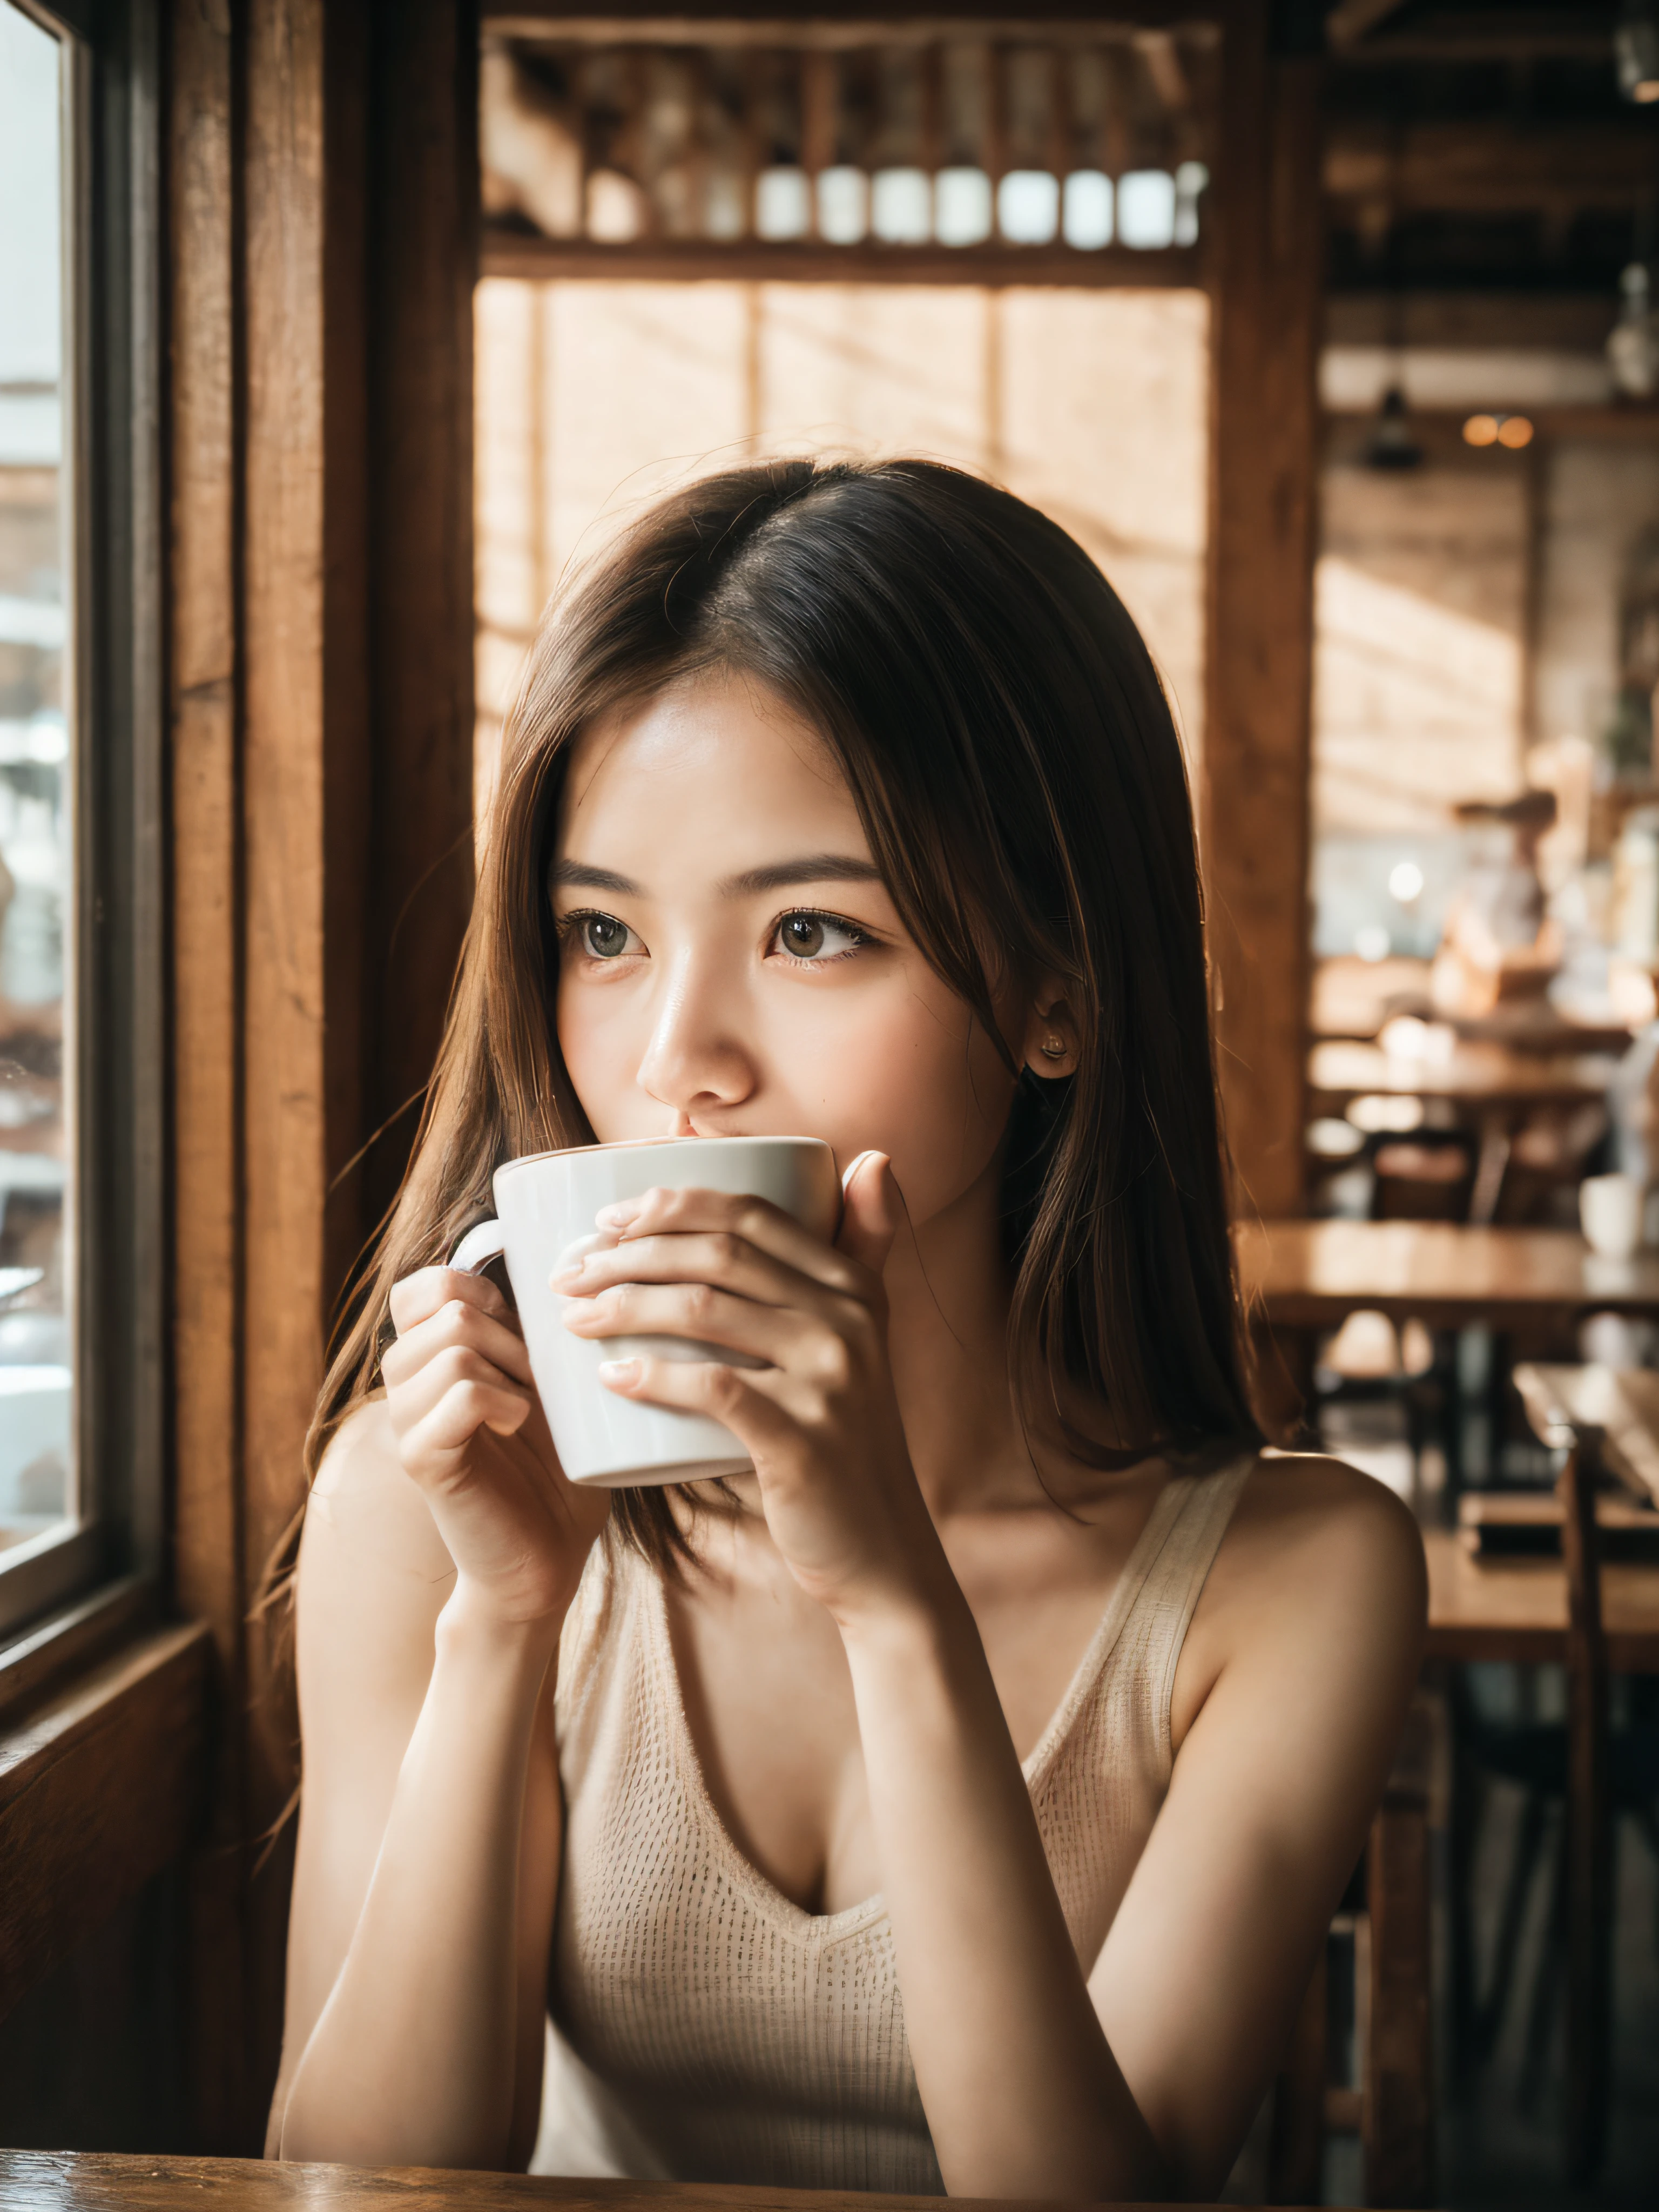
168;0;478;2149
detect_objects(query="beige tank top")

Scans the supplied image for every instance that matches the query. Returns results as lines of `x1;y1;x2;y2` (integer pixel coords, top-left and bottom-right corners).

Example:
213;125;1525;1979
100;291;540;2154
529;1453;1255;2191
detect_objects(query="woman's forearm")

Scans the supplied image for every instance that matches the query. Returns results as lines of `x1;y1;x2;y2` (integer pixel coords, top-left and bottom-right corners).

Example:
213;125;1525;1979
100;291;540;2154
278;1588;562;2169
841;1591;1168;2202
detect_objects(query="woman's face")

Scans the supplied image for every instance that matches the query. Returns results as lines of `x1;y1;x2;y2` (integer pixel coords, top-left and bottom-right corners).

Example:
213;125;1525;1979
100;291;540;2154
551;673;1024;1232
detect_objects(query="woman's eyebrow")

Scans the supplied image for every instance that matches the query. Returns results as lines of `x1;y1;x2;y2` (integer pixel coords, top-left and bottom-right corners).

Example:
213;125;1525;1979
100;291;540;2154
551;860;640;894
720;854;884;896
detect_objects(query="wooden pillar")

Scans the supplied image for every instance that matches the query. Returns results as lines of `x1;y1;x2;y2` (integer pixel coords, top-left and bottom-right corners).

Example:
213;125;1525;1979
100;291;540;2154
168;0;477;2149
1202;2;1323;1222
361;0;480;1235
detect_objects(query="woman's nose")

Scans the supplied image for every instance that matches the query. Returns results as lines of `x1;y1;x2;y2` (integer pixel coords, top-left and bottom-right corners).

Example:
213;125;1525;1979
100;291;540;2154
635;957;756;1115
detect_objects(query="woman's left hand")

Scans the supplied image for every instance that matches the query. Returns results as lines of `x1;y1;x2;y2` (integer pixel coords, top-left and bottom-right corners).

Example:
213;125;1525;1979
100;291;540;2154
554;1154;943;1624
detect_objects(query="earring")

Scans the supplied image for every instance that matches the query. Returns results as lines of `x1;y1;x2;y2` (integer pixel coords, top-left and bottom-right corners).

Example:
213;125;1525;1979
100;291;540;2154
1039;1036;1067;1063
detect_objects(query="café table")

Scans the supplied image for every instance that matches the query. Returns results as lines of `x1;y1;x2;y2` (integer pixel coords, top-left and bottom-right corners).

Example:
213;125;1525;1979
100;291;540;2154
1309;953;1432;1041
1307;1037;1620;1118
1236;1217;1659;1488
0;2152;1211;2210
1236;1217;1659;1334
1307;959;1633;1057
1423;1525;1659;1670
1307;1039;1622;1222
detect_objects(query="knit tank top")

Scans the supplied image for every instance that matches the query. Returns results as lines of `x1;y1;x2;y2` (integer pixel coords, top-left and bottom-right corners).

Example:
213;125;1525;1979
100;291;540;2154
529;1453;1256;2191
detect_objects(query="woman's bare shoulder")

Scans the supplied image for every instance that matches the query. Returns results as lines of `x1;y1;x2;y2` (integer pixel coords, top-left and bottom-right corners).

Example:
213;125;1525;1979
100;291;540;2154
1224;1448;1426;1616
1232;1446;1422;1550
299;1393;457;1629
1174;1451;1426;1740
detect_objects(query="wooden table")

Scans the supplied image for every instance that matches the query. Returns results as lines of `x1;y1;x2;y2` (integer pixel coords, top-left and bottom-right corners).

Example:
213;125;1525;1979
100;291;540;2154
1310;960;1631;1056
1424;1526;1659;1670
1237;1218;1659;1332
0;2152;1202;2210
1310;954;1432;1041
1307;1038;1620;1116
1308;1039;1623;1223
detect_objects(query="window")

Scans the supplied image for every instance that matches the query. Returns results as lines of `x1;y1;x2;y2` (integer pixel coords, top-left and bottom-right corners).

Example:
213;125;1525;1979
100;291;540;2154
0;0;161;1639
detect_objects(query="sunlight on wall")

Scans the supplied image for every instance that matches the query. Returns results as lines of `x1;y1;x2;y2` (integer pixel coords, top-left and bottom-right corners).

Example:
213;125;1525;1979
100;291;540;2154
1313;560;1525;833
755;285;994;462
1313;455;1527;838
999;291;1208;765
474;278;1209;830
1535;439;1659;750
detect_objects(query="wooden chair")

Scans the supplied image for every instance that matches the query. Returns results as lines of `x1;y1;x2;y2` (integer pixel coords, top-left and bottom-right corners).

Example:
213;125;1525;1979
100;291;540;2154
1266;1694;1435;2207
1561;1444;1612;2182
1449;1425;1642;2180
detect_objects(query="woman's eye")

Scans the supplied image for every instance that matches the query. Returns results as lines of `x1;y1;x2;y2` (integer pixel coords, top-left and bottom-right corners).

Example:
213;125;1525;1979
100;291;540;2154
571;912;636;960
772;911;868;963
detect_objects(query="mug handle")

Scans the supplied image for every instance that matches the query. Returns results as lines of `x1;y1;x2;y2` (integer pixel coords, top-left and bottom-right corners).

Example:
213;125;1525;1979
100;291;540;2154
450;1217;507;1274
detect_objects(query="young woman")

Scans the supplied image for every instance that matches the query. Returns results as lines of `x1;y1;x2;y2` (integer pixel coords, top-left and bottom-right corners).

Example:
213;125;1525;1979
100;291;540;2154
268;459;1425;2200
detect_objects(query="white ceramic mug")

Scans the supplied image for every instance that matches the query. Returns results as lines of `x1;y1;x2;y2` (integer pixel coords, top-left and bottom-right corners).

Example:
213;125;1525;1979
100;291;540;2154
450;1135;840;1487
1580;1170;1648;1261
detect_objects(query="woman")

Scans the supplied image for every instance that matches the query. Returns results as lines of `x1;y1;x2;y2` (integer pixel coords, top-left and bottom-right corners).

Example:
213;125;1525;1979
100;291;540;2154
269;460;1425;2199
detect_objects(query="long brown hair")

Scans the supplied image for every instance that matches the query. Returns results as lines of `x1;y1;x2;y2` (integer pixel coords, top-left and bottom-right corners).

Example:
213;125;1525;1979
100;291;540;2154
301;457;1259;1570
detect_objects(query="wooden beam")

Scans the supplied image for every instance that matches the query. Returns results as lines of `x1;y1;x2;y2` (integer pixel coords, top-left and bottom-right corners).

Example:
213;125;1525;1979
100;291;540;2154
0;1626;211;2021
481;228;1207;287
484;3;1215;34
1202;5;1322;1224
1326;120;1659;215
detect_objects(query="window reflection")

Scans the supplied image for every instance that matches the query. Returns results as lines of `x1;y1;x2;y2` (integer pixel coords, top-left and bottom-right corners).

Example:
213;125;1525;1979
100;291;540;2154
0;1;74;1565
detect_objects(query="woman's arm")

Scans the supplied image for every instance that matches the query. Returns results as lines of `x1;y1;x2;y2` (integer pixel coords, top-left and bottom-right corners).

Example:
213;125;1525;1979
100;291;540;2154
841;1581;1167;2200
270;1270;607;2169
1092;1459;1427;2197
847;1458;1425;2201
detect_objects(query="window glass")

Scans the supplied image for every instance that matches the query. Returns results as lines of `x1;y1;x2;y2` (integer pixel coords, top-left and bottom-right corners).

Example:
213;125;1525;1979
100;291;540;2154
0;3;75;1574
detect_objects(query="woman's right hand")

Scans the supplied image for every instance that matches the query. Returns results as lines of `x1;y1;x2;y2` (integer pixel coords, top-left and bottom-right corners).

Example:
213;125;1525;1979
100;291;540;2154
382;1267;610;1626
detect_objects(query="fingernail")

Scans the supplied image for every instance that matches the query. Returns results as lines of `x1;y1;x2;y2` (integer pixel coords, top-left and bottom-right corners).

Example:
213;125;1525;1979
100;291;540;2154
550;1258;586;1285
597;1201;639;1230
597;1357;640;1387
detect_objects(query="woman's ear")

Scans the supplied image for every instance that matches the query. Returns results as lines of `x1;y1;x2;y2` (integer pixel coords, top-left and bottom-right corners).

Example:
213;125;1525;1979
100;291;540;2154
1021;978;1078;1078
